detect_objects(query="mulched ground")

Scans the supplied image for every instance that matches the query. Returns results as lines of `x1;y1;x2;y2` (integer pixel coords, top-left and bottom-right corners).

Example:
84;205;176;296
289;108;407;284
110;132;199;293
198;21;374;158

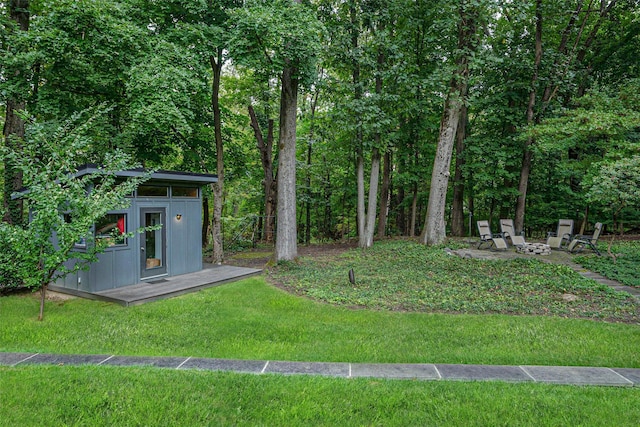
225;234;640;269
224;241;358;269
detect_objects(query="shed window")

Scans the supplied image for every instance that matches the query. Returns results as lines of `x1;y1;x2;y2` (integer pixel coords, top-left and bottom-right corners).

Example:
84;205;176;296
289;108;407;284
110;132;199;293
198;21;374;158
95;213;127;246
137;185;168;197
172;187;198;198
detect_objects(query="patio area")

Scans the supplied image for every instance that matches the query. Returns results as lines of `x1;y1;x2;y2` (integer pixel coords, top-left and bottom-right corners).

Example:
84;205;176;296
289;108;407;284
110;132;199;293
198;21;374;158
49;264;262;306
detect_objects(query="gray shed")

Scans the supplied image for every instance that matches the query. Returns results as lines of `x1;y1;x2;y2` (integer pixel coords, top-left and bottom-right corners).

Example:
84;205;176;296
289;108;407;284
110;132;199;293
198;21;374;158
56;166;217;293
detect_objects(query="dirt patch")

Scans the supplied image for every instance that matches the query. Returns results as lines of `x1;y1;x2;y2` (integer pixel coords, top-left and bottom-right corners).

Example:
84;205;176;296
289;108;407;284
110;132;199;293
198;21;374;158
46;290;77;302
0;288;77;302
223;239;584;267
224;241;358;269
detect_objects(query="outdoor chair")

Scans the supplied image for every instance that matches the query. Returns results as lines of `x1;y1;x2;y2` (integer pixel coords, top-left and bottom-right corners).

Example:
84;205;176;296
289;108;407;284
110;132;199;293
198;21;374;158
499;219;526;248
568;222;603;256
546;219;574;249
476;220;508;250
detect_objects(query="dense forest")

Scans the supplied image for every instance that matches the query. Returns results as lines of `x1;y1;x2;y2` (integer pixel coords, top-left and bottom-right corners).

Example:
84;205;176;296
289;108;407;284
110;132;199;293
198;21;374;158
2;0;640;262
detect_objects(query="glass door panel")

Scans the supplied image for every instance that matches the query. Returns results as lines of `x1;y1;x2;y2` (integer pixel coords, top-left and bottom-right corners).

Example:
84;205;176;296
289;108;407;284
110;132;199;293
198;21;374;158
140;208;167;279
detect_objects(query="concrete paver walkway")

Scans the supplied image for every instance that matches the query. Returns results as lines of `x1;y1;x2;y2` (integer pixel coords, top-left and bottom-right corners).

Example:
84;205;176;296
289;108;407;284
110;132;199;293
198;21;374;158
2;352;638;387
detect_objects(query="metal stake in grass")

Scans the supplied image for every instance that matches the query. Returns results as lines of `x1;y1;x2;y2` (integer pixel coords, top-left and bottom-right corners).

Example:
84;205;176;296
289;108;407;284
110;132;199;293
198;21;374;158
348;268;356;285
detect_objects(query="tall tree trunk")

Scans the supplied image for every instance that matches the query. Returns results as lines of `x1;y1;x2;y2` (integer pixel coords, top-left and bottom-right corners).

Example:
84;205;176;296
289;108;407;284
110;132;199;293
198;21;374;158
362;148;381;248
358;17;385;248
210;50;225;264
356;149;366;241
304;84;320;244
322;156;332;239
421;1;476;245
248;105;277;243
514;0;542;233
377;151;391;237
396;185;406;236
275;65;299;261
421;102;462;245
450;103;468;236
350;3;370;248
3;0;30;226
410;182;418;237
265;121;277;244
374;35;388;238
467;171;475;236
305;139;312;245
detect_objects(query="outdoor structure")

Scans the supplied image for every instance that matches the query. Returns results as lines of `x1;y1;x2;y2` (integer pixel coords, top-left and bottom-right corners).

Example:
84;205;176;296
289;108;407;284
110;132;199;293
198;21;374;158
53;165;219;294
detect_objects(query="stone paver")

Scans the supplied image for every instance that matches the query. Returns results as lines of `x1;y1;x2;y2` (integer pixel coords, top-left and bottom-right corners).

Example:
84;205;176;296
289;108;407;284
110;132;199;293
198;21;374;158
436;364;533;383
521;366;634;386
351;363;439;379
0;352;39;366
101;355;190;369
15;353;111;366
3;352;638;387
179;357;267;374
612;368;640;385
265;361;349;377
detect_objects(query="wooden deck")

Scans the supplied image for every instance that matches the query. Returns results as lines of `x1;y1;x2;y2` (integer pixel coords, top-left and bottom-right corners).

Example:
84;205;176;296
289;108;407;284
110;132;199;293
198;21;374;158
49;264;262;306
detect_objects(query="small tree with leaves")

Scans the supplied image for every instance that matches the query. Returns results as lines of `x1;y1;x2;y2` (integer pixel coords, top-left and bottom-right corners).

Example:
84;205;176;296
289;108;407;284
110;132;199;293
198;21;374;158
0;111;150;320
585;156;640;259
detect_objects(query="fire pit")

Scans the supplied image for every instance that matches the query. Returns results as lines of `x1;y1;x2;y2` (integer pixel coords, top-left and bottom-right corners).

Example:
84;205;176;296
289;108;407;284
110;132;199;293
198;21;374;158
516;242;551;255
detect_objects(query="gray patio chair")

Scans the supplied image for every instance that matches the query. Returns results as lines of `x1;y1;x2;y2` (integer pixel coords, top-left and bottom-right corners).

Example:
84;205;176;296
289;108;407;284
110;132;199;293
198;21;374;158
476;220;508;250
546;219;574;249
499;219;526;248
568;222;603;256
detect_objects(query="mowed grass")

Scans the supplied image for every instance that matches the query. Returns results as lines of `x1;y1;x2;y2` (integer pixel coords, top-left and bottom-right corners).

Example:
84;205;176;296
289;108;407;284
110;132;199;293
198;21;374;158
2;239;640;425
2;365;640;427
1;279;639;368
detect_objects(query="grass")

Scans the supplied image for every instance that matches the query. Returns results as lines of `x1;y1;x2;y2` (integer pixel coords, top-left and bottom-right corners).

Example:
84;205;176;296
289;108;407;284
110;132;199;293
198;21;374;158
2;239;639;425
576;240;640;287
270;239;639;323
1;279;639;368
2;365;640;426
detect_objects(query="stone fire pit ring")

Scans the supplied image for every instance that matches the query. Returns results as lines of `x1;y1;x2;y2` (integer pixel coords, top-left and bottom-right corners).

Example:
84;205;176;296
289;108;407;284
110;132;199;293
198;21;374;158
516;242;551;255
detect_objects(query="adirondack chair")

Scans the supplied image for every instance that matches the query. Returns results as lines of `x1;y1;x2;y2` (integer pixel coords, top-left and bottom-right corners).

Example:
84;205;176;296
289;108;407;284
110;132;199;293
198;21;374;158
546;219;574;249
568;222;603;256
476;220;508;250
499;219;526;247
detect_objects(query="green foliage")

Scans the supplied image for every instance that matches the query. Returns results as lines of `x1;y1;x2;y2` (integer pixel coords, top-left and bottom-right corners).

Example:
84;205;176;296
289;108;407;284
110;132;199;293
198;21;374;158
576;241;640;288
270;240;639;322
229;0;325;86
0;110;149;292
25;1;148;121
123;38;209;167
585;156;640;216
3;0;640;244
531;82;640;157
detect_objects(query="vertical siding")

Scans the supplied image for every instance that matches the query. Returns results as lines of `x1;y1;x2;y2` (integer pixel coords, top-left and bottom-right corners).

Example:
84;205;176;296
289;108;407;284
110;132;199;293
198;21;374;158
169;200;202;276
54;183;206;292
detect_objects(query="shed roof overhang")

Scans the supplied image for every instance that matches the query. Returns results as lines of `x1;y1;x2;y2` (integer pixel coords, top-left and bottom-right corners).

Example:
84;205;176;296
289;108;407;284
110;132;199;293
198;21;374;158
12;165;218;199
74;164;218;186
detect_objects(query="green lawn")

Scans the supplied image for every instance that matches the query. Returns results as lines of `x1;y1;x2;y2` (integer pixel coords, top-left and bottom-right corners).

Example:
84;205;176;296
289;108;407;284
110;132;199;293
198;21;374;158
2;365;640;426
1;276;639;367
2;239;639;425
